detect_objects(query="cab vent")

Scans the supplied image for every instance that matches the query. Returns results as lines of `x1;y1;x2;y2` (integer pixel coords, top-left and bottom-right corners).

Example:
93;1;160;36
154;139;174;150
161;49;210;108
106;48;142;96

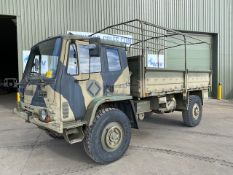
62;102;69;118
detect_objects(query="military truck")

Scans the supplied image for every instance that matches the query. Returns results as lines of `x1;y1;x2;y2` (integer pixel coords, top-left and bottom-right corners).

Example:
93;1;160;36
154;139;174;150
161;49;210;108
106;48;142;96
16;19;211;164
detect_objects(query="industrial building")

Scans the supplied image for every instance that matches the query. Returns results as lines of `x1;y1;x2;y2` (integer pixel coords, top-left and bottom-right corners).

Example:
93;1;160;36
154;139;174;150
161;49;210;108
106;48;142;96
0;0;232;98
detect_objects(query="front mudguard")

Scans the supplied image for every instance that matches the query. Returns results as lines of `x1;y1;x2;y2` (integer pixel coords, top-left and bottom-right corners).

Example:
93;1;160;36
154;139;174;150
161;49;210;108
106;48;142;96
84;95;136;127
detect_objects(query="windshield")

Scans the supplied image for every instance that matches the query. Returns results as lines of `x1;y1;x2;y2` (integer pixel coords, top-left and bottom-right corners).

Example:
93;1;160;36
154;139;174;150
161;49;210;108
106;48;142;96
27;37;62;79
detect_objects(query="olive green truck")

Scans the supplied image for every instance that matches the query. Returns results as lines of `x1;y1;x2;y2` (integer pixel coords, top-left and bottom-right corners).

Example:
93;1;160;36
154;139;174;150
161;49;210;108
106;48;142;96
16;19;212;164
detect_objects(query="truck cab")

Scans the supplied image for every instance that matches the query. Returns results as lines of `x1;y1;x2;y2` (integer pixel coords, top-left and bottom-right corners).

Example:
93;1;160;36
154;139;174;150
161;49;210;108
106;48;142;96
17;35;137;163
19;35;134;126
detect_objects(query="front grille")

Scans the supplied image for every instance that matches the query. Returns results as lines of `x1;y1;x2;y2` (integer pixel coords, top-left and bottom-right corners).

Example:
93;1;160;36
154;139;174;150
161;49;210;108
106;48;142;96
38;90;47;98
62;102;69;119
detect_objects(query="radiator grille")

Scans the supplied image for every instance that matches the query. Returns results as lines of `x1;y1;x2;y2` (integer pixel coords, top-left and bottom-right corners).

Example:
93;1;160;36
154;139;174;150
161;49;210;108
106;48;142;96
62;102;69;119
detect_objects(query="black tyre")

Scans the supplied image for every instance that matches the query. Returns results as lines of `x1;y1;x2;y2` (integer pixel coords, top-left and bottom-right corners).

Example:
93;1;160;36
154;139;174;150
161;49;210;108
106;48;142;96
46;130;64;139
182;95;202;127
83;108;131;164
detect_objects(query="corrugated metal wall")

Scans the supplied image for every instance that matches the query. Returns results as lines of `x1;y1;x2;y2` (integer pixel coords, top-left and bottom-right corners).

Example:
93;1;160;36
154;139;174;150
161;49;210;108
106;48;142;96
0;0;232;98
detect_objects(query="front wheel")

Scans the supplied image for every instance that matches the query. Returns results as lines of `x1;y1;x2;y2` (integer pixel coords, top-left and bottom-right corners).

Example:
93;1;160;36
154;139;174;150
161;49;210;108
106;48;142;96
182;95;202;127
83;108;131;164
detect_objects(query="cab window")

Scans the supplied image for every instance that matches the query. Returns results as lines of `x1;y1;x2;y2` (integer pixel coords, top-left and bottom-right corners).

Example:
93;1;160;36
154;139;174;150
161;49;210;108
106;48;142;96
80;45;101;73
67;43;101;75
29;37;62;78
79;45;90;73
106;48;121;71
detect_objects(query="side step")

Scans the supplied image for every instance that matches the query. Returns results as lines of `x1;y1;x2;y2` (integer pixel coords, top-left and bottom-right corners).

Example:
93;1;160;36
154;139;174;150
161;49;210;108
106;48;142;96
63;127;84;144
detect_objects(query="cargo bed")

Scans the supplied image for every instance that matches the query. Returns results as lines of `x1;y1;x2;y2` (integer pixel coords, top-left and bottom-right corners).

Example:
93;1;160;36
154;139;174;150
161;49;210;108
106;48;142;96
128;55;211;98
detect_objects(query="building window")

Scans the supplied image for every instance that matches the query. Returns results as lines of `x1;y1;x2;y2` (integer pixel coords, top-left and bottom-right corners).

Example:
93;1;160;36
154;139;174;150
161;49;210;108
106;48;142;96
106;48;121;71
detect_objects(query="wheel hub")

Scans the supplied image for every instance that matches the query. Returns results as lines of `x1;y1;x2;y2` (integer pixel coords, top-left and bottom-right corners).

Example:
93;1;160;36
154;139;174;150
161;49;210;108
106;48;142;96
192;103;200;119
101;122;123;152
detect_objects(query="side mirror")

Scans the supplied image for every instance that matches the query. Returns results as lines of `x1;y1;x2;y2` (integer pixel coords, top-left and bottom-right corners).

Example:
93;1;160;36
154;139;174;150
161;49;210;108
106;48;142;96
89;44;100;57
89;37;101;57
34;58;40;71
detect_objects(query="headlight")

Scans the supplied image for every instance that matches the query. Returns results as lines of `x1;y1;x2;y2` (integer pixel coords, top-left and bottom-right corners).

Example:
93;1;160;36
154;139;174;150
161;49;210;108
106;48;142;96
40;110;47;121
39;110;52;123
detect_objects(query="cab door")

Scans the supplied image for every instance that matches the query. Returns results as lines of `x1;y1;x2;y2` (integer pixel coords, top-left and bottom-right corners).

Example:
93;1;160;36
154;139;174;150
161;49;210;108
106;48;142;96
101;46;130;95
60;40;103;121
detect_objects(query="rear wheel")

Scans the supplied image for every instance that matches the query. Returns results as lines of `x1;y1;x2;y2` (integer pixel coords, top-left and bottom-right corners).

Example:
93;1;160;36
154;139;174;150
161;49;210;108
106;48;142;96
182;95;202;127
83;108;131;164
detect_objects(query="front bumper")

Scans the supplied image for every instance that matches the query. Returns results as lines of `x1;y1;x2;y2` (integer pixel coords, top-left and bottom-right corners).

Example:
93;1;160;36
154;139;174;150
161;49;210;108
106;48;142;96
14;108;63;133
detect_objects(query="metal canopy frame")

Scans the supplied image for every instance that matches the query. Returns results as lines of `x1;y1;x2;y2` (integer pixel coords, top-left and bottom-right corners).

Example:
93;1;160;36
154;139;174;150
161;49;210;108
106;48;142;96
90;19;211;97
90;19;210;61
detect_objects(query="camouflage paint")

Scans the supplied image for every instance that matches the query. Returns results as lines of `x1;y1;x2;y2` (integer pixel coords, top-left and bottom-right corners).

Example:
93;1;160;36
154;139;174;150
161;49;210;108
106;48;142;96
20;36;131;126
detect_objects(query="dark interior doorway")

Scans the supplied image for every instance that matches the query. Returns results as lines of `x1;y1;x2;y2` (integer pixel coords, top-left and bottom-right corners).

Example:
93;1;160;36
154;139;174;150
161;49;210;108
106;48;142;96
0;15;18;94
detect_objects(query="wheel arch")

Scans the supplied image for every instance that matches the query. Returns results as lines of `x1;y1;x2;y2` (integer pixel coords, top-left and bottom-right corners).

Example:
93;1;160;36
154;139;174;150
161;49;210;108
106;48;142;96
175;90;204;111
189;90;203;105
84;96;138;129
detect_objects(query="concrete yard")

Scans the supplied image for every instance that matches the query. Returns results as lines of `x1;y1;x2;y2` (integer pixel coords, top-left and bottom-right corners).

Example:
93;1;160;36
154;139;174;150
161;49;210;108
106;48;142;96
0;94;233;175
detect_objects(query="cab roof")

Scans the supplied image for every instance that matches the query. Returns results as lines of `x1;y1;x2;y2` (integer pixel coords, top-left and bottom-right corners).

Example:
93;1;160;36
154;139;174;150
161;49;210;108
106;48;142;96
34;34;126;48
